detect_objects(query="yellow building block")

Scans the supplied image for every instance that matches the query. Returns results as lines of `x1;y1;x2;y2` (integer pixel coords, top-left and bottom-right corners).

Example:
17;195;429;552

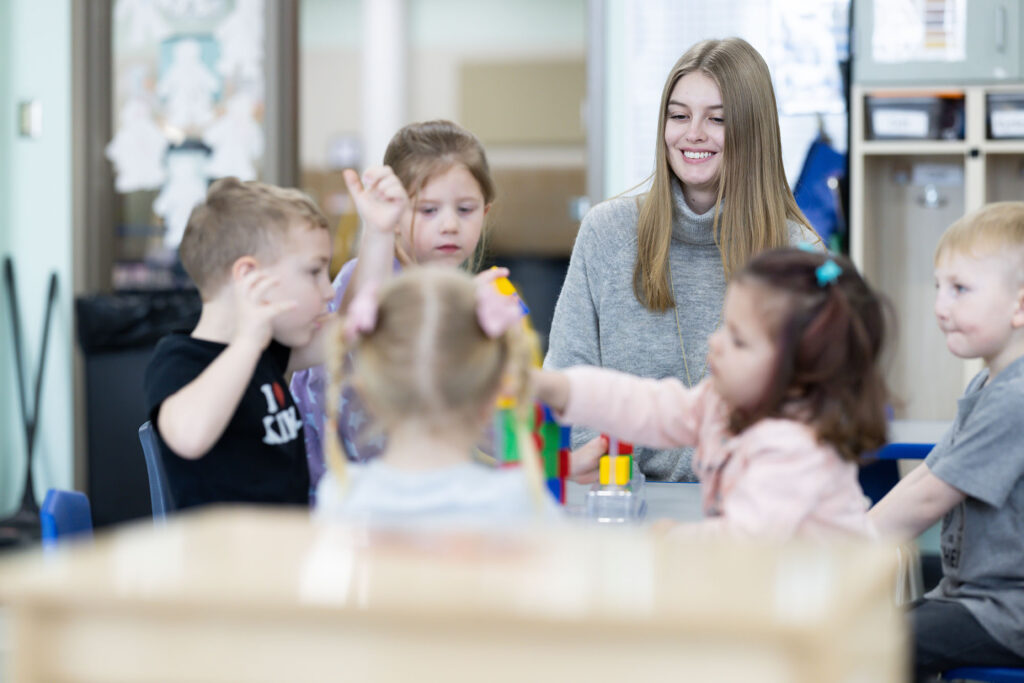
490;266;517;296
613;455;630;485
599;454;631;486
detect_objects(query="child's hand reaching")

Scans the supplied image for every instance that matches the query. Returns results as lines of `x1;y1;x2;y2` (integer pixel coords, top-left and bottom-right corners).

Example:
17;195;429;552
233;269;297;350
343;166;409;235
472;266;509;287
568;435;606;484
531;369;570;414
531;371;607;485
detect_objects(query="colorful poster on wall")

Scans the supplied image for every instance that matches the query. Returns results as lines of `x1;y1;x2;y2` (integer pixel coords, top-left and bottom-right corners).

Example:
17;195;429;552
871;0;967;64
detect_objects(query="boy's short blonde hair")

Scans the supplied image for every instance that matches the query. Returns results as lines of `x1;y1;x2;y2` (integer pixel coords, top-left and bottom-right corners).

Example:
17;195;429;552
936;202;1024;279
179;177;329;298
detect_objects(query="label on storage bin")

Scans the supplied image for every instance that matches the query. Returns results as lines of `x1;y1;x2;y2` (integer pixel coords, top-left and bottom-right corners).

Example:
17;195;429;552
911;163;963;187
872;109;930;138
991;110;1024;138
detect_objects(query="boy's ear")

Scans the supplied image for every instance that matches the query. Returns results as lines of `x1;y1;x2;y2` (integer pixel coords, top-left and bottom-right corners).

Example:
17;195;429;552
1012;284;1024;329
230;255;259;281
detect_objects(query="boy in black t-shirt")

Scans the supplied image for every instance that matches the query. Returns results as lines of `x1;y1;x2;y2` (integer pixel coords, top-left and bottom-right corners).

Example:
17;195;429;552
144;178;335;509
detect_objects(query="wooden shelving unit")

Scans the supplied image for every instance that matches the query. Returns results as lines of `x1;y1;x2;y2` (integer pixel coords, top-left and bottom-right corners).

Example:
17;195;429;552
850;84;1024;420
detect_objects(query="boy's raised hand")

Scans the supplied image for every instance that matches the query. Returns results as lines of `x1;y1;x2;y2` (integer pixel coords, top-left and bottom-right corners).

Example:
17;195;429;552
343;166;409;235
157;268;298;460
233;269;297;350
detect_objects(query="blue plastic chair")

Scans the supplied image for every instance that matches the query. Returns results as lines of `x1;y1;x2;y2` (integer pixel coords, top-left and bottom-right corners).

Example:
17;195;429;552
138;421;175;520
942;667;1024;682
861;442;936;505
874;444;1024;682
877;442;935;461
39;489;93;547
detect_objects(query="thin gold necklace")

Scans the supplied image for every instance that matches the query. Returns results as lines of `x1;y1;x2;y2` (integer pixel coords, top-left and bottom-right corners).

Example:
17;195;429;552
667;258;713;388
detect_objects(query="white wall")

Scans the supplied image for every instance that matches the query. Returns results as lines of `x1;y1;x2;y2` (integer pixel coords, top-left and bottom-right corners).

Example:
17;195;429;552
602;0;848;198
0;0;75;513
408;0;585;126
299;0;362;168
299;0;586;168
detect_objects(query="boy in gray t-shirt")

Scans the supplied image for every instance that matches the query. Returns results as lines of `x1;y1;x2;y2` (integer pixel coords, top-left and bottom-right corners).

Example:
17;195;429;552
871;202;1024;681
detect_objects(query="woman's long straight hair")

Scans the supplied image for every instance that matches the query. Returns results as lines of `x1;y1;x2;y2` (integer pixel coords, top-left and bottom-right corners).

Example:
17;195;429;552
634;37;811;312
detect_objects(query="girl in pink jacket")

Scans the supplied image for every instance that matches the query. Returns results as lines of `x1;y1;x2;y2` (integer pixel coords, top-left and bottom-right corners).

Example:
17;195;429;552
535;248;891;539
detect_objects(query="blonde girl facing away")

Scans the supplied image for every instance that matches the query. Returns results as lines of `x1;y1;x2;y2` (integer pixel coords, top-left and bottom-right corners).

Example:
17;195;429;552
315;266;560;525
545;37;822;483
291;120;495;493
537;248;889;540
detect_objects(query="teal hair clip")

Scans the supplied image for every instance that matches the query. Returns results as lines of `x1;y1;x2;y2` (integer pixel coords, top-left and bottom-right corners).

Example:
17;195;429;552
796;241;817;253
815;259;842;287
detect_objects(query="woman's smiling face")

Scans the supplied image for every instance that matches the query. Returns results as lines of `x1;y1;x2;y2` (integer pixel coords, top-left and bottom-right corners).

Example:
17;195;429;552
663;70;725;198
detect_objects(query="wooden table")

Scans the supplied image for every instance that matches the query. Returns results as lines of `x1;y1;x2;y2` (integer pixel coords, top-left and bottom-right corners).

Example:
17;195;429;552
0;507;905;683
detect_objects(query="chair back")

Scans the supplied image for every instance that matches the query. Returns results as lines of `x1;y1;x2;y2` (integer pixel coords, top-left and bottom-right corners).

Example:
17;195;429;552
39;489;93;547
860;442;936;506
138;421;175;520
942;666;1024;682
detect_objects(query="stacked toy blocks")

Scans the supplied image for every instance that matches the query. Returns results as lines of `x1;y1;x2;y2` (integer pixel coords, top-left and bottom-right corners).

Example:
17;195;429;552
586;433;646;522
494;396;521;468
535;404;571;504
493;401;570;505
599;437;633;486
489;268;569;504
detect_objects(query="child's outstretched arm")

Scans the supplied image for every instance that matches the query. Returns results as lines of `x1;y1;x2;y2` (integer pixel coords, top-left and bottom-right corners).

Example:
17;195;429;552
532;366;704;449
869;463;965;541
532;368;571;413
158;271;296;459
338;166;409;314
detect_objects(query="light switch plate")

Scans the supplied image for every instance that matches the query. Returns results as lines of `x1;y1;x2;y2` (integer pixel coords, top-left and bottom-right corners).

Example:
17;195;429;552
18;101;42;138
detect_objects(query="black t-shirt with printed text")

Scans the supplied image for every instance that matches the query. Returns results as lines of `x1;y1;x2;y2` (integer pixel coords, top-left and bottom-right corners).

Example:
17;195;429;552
144;332;310;509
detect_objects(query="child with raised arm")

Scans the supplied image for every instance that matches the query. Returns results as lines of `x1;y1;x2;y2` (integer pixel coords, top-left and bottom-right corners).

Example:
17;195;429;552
144;178;335;509
536;247;890;540
870;202;1024;680
314;266;560;526
290;120;499;492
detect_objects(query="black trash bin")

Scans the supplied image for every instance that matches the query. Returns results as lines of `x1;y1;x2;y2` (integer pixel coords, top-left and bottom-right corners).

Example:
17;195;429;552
76;290;201;527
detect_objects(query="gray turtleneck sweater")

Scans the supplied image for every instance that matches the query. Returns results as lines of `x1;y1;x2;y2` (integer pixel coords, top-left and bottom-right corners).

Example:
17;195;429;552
544;181;820;482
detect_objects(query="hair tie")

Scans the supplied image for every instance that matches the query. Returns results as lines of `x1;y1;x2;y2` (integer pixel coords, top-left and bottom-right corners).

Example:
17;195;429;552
341;283;379;342
815;259;842;287
475;268;526;338
796;241;818;253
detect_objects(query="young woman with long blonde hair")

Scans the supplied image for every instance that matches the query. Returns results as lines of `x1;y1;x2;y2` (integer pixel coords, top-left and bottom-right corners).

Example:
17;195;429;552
546;37;820;482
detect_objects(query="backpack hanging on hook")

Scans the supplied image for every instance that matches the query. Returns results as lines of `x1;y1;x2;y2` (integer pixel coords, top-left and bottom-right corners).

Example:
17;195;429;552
793;118;847;251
